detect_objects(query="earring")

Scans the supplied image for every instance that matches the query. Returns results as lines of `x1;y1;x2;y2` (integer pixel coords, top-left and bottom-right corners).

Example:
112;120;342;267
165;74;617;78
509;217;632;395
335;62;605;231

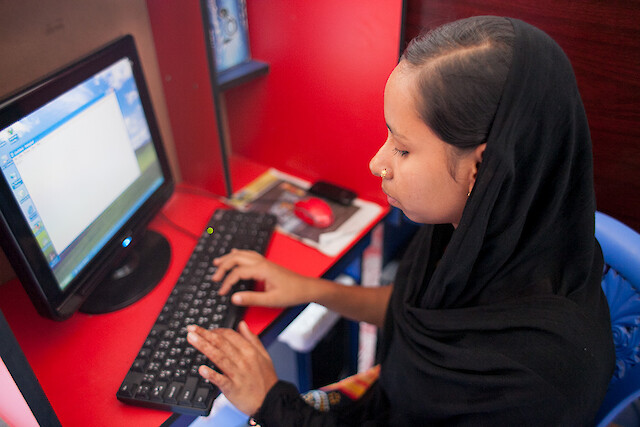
380;169;388;179
467;191;471;197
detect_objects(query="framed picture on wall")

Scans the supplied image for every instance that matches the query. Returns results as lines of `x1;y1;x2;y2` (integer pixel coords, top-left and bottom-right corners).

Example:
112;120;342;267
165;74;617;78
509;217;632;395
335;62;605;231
205;0;251;72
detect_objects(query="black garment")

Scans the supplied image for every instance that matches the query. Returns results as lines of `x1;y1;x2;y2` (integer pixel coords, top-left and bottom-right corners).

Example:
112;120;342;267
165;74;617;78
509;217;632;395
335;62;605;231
378;17;614;426
252;382;338;426
253;380;388;426
252;17;615;427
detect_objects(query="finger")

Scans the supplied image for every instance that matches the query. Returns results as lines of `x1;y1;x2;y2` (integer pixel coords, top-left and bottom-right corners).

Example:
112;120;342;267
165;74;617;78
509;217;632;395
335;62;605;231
186;328;240;374
238;320;270;359
195;326;243;356
198;365;244;395
219;268;244;294
214;327;254;351
231;290;277;307
217;275;236;296
213;327;266;362
187;335;231;375
212;251;262;287
211;252;241;283
202;327;249;360
198;365;230;391
214;260;248;295
213;249;259;272
186;328;223;362
219;265;266;295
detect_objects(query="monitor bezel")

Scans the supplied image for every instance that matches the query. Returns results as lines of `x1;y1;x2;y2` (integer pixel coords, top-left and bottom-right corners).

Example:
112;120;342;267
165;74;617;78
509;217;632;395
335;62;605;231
0;35;174;320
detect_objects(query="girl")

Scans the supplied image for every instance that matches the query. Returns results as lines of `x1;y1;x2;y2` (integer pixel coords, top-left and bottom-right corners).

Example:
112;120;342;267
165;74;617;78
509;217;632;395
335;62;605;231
187;16;615;426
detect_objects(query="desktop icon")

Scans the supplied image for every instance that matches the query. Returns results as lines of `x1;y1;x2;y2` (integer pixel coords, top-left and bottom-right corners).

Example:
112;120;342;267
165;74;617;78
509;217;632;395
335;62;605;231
8;129;19;144
11;179;23;190
26;204;38;221
31;220;43;235
16;188;27;202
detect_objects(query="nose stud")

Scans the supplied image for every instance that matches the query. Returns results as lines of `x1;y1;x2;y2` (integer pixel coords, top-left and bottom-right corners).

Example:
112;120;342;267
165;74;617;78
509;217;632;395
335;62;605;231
380;169;388;179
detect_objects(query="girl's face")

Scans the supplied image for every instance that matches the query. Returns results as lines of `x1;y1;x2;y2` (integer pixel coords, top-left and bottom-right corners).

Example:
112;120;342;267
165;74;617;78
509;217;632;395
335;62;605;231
369;63;482;227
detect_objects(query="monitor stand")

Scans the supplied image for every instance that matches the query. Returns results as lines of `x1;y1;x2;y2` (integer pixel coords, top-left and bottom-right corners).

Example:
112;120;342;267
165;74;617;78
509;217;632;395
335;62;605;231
80;230;171;314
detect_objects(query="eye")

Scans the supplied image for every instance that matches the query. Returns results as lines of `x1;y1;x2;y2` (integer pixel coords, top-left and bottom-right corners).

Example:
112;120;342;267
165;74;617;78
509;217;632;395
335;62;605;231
393;148;409;157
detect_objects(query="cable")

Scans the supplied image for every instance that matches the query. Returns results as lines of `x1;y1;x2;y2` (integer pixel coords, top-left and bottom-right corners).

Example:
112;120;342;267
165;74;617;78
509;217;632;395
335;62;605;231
157;211;200;240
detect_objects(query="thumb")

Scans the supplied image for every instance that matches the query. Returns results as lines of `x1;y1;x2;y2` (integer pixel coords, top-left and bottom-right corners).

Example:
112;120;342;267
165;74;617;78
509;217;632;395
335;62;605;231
231;290;273;307
238;321;269;358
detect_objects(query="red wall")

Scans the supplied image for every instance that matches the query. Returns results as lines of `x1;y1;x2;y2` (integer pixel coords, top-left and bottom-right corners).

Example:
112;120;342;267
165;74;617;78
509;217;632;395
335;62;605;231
146;0;228;196
148;1;404;204
223;1;403;205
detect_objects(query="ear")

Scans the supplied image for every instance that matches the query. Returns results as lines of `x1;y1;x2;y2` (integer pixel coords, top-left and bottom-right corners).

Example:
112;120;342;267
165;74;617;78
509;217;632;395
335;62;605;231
467;143;487;194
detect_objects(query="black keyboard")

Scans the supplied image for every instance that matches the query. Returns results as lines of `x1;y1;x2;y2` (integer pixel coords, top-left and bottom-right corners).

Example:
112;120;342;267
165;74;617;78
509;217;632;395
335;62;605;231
116;209;277;415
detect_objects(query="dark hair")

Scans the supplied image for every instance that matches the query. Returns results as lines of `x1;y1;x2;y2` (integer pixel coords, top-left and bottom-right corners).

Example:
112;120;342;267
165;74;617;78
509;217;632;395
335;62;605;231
401;16;515;151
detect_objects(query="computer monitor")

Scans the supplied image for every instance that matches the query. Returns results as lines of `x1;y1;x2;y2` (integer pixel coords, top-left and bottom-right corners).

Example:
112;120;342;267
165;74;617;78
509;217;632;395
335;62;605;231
0;310;60;426
0;35;174;320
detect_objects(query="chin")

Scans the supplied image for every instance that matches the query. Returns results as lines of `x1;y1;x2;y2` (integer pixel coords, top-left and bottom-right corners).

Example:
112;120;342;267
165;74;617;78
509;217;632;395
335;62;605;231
402;210;455;226
400;210;426;224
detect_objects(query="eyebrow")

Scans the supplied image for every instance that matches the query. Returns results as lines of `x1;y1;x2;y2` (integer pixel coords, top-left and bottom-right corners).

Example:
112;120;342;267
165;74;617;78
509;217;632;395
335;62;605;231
386;123;407;140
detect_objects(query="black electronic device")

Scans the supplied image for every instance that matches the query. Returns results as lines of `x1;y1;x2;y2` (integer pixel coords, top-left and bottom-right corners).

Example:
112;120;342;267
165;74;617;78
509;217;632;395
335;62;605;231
117;209;277;415
0;35;174;320
308;181;357;206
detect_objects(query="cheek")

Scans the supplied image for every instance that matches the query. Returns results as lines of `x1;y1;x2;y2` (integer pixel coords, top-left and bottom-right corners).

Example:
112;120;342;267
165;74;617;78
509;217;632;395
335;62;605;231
396;159;440;197
392;164;432;207
395;162;465;223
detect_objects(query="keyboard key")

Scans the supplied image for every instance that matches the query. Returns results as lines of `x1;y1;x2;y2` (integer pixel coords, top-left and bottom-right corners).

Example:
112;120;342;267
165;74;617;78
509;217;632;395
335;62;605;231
178;377;198;405
150;382;167;402
142;373;156;384
135;384;150;400
119;382;136;398
164;382;182;404
193;387;211;408
132;359;146;372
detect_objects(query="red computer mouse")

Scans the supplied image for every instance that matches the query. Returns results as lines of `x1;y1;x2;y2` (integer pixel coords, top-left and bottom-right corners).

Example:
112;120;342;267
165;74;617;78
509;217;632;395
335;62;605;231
294;197;334;228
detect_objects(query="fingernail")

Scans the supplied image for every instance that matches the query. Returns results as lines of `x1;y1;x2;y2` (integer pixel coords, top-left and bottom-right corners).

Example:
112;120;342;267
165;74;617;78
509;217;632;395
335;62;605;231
232;294;242;304
199;365;211;378
187;325;196;332
187;332;197;342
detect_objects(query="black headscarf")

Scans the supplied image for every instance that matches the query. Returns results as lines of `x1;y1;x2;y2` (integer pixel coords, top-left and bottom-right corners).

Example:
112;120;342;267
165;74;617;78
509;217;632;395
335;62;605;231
379;18;615;425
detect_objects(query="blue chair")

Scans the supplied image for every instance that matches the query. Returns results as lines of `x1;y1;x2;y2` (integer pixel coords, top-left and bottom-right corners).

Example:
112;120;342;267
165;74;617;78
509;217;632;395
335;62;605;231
594;211;640;427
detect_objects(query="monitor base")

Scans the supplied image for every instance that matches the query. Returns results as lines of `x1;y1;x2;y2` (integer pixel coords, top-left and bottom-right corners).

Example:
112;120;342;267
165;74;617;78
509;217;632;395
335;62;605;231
80;230;171;314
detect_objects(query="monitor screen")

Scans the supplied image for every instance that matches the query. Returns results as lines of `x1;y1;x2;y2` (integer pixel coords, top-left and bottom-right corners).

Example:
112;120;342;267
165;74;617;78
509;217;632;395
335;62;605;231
0;35;174;320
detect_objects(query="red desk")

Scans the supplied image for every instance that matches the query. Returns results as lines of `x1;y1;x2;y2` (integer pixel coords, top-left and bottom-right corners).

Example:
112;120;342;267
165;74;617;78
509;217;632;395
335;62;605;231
0;177;386;426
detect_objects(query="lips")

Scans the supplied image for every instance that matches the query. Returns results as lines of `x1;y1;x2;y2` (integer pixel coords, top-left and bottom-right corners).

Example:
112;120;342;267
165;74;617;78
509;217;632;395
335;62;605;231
382;187;399;206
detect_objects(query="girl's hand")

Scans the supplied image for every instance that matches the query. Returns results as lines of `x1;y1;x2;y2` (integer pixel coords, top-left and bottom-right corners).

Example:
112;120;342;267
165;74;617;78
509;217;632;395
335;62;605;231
213;249;314;307
186;322;277;416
